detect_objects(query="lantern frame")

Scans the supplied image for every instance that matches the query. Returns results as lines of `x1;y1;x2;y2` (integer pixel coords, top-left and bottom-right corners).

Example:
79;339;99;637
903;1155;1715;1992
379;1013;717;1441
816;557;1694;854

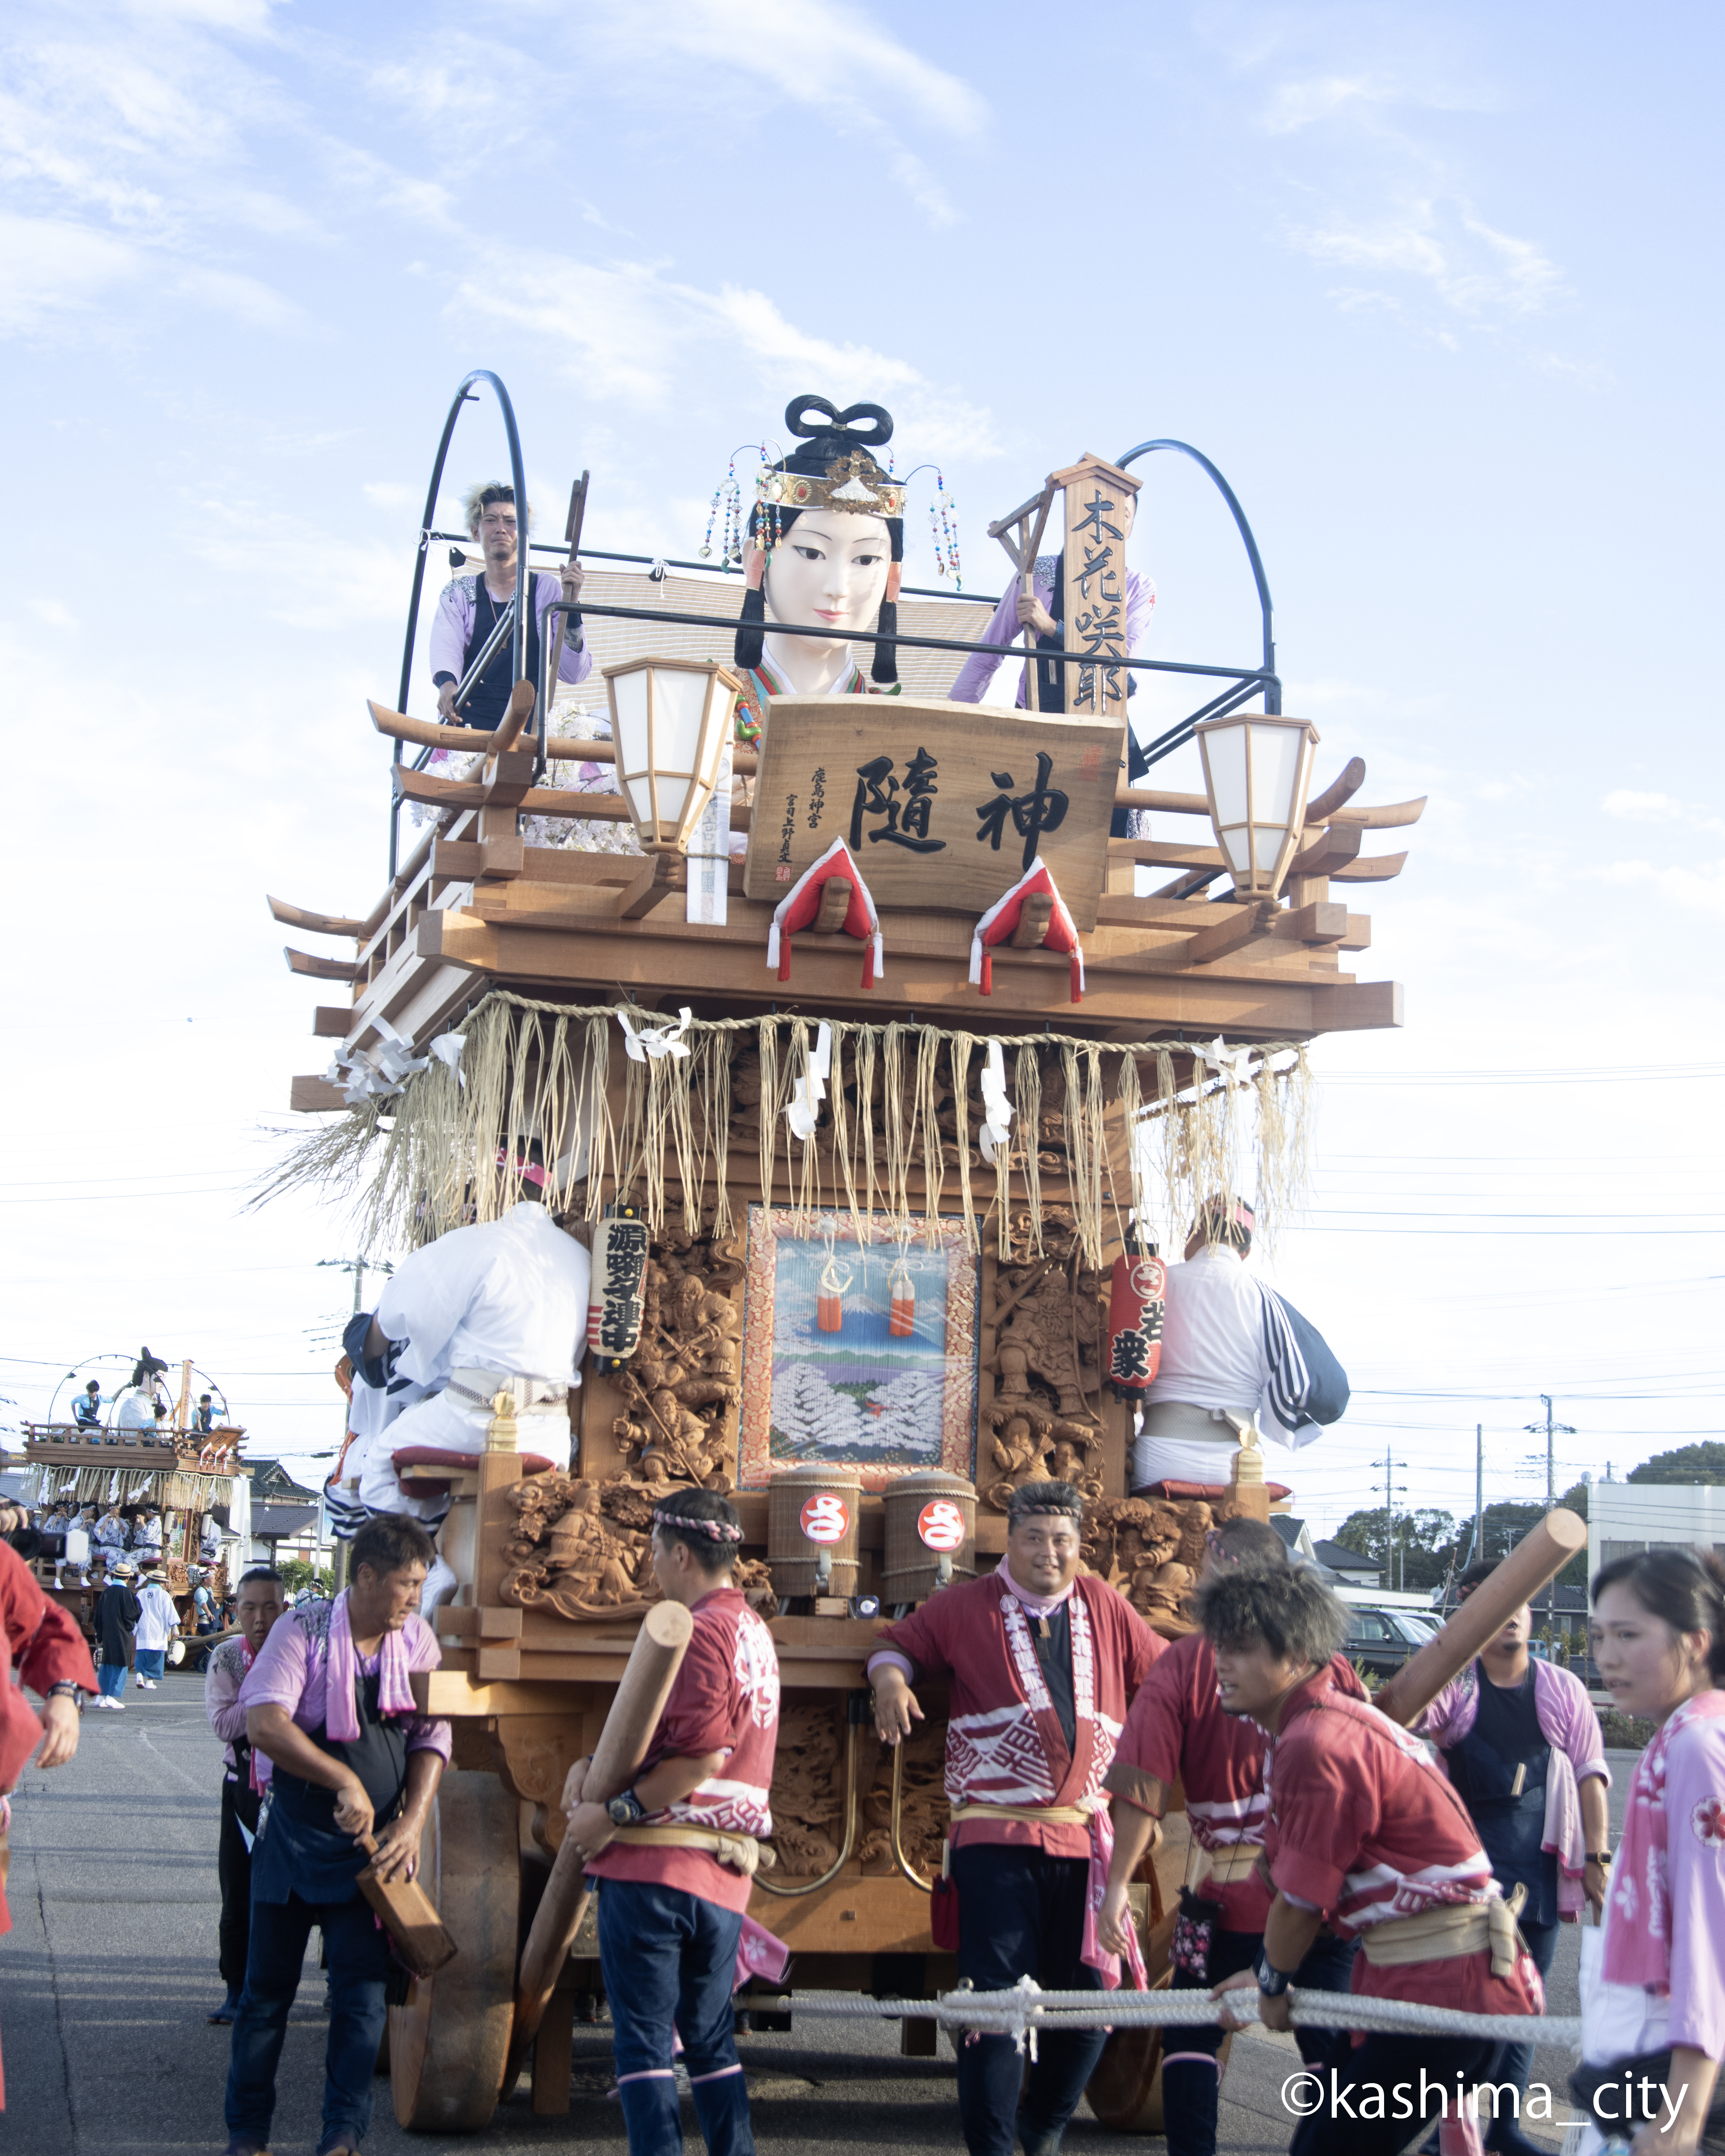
602;655;742;854
1193;712;1321;900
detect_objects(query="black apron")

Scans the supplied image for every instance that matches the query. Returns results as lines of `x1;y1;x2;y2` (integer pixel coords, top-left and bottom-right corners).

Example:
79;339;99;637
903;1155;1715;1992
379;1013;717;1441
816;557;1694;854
251;1668;409;1905
460;575;541;729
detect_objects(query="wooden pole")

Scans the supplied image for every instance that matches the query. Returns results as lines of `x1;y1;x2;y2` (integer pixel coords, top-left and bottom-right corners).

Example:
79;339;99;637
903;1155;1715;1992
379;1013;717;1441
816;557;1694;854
508;1598;693;2066
1374;1507;1586;1728
542;470;589;727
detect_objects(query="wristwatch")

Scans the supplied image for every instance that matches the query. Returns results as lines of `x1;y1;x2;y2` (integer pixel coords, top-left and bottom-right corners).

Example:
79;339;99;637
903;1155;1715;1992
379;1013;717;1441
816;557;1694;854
1254;1947;1294;1997
1586;1850;1613;1866
605;1789;647;1827
47;1681;83;1702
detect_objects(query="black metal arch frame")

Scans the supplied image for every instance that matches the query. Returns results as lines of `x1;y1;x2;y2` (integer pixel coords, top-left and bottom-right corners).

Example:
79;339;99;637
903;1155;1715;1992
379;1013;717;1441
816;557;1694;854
386;376;1281;877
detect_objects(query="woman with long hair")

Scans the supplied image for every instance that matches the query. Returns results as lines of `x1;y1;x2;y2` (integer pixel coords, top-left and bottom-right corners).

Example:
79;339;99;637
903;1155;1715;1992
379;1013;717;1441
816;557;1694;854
1578;1548;1725;2154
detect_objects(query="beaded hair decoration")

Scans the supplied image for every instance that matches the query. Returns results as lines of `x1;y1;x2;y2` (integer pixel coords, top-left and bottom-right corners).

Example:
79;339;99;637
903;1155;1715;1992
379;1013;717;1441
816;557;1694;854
652;1507;745;1545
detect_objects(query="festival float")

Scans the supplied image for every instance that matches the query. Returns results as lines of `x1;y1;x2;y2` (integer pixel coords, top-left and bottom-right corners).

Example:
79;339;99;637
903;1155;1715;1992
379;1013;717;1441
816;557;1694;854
21;1354;247;1629
260;371;1499;2132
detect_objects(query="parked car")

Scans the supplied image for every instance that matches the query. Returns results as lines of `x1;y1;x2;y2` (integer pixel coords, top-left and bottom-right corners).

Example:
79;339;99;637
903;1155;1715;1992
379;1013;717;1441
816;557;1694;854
1340;1603;1436;1679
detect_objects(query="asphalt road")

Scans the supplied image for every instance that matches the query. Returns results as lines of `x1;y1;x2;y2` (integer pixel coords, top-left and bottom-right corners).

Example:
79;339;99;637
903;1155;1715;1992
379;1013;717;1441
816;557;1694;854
0;1683;1638;2156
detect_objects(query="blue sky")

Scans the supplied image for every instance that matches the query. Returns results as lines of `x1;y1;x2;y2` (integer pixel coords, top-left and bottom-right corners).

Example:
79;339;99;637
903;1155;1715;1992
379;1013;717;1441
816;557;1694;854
3;0;1720;1533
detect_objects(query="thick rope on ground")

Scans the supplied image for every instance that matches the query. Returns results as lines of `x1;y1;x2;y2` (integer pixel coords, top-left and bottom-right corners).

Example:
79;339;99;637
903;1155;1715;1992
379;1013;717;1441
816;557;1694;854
746;1978;1581;2055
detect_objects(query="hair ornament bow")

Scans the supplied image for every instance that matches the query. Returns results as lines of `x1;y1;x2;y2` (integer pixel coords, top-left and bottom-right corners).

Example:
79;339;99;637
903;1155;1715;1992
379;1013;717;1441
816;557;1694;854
617;1007;694;1063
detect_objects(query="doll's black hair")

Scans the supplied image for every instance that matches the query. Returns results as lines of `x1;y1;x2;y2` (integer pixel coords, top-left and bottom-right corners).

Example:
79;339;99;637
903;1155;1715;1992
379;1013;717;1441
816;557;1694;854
735;395;902;684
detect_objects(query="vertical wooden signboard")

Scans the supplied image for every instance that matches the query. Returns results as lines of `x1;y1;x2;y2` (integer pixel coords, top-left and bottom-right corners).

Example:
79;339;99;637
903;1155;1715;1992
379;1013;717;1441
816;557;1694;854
1046;455;1142;722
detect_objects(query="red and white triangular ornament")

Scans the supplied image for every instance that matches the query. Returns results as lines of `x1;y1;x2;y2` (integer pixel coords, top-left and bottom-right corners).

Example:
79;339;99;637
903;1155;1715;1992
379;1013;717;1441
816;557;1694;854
969;856;1084;1001
765;837;884;989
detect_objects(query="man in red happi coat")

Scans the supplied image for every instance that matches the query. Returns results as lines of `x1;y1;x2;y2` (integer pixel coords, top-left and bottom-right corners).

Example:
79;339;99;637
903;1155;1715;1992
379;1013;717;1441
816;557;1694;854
868;1480;1163;2156
1199;1563;1542;2156
0;1530;98;2108
1097;1517;1363;2156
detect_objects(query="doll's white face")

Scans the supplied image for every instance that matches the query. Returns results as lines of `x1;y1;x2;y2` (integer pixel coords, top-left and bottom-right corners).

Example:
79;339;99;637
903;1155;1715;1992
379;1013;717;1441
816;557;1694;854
755;511;891;638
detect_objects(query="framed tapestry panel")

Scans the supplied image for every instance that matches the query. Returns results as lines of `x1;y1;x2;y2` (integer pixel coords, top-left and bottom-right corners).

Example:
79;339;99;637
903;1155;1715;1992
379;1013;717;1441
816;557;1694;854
738;1205;980;1491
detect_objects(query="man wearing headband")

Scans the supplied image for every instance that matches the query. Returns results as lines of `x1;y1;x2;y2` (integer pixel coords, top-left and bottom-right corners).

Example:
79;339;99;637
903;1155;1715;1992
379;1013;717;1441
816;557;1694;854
1098;1518;1364;2156
346;1141;589;1611
867;1480;1163;2156
1132;1195;1347;1497
559;1488;781;2156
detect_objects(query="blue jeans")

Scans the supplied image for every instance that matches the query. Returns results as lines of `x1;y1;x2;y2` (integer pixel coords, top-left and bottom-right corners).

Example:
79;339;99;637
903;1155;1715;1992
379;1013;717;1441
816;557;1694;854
597;1876;751;2156
950;1842;1106;2156
225;1889;391;2146
1488;1916;1560;2135
135;1648;166;1681
1163;1927;1360;2156
98;1662;128;1698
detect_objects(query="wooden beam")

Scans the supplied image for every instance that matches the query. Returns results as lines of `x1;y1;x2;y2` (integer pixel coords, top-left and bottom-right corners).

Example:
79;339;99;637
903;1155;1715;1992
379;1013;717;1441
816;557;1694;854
290;1075;349;1113
1306;757;1367;823
1331;852;1408;884
431;838;642;887
1108;839;1225;868
312;1006;353;1037
368;700;503;754
1287;824;1363;878
490;677;538;757
618;853;678;920
813;876;854;934
1114;787;1210;816
1280;901;1351;946
1180;900;1276;968
1008;891;1055;949
479;835;525;880
285;947;361;982
1310;981;1404;1029
1323;796;1426;832
268;895;365;937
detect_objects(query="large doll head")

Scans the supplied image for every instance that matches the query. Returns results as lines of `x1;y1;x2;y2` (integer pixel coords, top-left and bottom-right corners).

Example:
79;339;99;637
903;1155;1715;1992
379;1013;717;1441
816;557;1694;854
735;394;906;685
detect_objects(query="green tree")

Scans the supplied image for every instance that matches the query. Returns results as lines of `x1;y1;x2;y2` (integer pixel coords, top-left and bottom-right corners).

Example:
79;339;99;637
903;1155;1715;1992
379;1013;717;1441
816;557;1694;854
277;1556;334;1598
1334;1507;1459;1591
1628;1443;1725;1487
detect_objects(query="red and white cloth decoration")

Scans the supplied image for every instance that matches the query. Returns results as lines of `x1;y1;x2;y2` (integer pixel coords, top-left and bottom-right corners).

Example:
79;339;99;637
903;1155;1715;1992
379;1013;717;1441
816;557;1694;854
765;838;883;989
968;857;1084;1002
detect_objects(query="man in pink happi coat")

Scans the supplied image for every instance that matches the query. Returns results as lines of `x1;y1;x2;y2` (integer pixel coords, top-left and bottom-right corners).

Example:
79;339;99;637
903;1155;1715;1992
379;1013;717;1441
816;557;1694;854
868;1479;1164;2156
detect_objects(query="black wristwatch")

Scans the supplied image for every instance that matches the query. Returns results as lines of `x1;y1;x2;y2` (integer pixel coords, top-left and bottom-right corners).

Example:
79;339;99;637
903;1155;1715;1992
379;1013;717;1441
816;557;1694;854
1255;1947;1294;1997
47;1681;83;1702
606;1789;647;1827
1586;1850;1612;1866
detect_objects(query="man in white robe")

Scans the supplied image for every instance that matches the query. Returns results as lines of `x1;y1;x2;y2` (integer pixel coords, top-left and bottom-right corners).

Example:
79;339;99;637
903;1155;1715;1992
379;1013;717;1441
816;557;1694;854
350;1151;589;1605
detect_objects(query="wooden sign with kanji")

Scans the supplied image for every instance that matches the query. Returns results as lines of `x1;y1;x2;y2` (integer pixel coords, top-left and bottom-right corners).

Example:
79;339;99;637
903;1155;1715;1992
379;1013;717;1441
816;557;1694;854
741;696;1125;929
1047;454;1142;722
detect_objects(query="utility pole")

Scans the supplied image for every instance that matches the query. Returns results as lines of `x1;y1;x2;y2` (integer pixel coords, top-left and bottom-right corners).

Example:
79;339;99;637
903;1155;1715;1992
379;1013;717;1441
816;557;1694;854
1473;1425;1484;1570
1524;1394;1577;1507
1373;1448;1404;1593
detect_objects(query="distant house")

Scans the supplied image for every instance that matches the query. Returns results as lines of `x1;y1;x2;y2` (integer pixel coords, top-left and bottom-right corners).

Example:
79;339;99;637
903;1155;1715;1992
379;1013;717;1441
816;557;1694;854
1270;1516;1319;1564
242;1459;329;1571
1310;1538;1384;1588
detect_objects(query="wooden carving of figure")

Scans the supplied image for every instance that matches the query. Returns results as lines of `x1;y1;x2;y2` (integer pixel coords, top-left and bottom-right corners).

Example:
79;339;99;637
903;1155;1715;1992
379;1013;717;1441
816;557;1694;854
765;1703;846;1876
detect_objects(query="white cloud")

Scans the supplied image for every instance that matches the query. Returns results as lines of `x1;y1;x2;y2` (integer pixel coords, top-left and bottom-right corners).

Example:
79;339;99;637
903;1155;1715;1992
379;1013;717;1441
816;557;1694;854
1290;201;1564;320
0;213;144;329
26;598;77;629
591;0;986;137
454;255;1000;458
1603;860;1725;914
1603;790;1725;835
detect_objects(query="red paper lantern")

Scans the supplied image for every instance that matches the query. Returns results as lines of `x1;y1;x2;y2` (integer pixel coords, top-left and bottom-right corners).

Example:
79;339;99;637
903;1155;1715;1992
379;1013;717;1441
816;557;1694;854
1106;1246;1166;1398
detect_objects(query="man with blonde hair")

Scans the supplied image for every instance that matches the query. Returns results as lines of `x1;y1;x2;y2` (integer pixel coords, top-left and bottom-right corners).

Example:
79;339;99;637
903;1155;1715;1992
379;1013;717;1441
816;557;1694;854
430;481;590;727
